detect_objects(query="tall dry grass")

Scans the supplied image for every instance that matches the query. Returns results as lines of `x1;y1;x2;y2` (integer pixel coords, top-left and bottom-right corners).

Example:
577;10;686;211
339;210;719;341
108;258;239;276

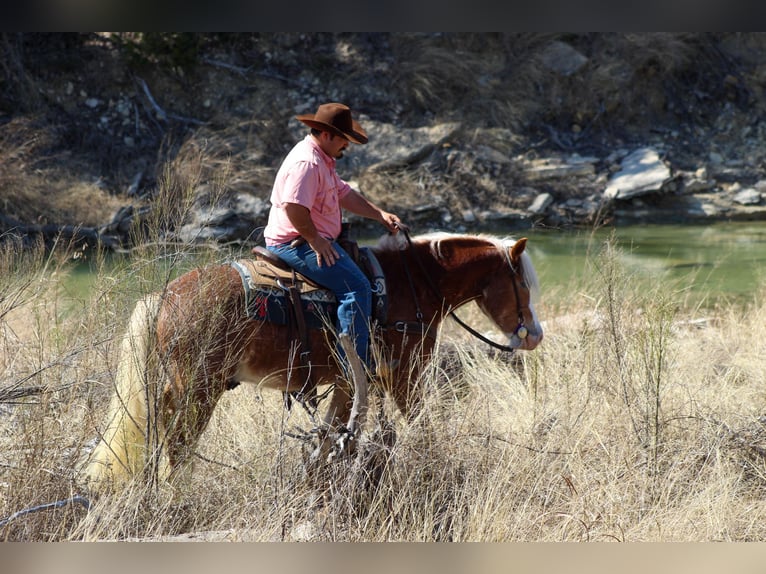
3;187;766;541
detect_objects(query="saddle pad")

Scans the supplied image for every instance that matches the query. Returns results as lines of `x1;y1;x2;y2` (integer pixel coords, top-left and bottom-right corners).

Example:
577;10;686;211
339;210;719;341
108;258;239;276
231;259;336;328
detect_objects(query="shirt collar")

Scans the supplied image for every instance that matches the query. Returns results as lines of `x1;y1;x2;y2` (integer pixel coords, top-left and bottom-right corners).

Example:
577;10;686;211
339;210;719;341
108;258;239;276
305;134;336;168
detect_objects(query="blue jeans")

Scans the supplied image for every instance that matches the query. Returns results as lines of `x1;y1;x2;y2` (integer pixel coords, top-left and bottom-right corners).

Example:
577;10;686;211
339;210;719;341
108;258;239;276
267;241;372;369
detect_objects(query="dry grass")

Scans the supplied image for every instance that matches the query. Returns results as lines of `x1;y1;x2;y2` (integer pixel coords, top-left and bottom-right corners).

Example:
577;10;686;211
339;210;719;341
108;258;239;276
0;117;125;227
3;216;766;542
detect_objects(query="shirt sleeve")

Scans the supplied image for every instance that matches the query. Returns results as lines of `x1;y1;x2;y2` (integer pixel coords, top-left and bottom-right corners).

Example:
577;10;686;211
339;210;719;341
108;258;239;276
276;161;318;209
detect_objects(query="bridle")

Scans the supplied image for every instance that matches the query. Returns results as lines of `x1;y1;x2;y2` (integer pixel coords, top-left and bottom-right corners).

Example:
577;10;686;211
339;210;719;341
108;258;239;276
397;229;529;354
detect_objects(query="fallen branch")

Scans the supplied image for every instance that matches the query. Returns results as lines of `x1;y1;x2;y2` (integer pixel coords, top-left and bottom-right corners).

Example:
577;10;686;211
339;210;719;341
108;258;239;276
136;77;207;126
340;333;368;438
193;452;238;471
0;218;121;251
0;495;90;528
137;76;166;121
0;385;46;402
201;57;250;76
199;56;301;86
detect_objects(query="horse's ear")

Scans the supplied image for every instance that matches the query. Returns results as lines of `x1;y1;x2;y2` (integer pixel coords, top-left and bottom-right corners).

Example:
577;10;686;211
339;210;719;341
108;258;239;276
510;237;527;262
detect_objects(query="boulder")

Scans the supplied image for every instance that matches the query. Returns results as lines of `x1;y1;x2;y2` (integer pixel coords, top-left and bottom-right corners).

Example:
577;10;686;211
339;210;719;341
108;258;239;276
603;147;672;200
538;41;589;76
527;193;554;215
521;154;597;180
733;188;762;205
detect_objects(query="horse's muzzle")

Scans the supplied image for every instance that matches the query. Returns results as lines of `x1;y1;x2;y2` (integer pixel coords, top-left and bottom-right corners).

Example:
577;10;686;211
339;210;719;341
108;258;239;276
508;325;543;350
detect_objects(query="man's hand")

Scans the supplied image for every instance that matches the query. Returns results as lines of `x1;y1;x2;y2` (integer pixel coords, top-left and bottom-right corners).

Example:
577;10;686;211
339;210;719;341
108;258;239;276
380;211;408;234
308;235;339;267
283;202;339;267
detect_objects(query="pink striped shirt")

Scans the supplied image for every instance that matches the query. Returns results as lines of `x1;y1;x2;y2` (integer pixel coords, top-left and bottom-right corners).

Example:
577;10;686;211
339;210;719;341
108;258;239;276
264;135;352;246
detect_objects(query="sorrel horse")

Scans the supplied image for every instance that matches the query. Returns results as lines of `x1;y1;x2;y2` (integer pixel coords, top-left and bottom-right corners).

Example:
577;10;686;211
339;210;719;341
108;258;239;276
84;231;543;490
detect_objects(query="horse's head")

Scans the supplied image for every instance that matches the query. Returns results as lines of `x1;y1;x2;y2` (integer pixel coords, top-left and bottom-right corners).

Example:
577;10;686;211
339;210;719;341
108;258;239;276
476;237;543;351
382;231;543;352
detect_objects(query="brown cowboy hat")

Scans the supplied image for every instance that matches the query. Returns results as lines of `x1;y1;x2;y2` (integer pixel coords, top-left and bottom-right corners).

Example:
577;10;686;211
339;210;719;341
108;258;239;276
295;102;368;145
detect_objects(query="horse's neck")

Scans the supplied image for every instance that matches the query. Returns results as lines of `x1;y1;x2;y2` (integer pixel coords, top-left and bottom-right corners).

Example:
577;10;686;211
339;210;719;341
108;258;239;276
376;243;492;321
430;256;492;309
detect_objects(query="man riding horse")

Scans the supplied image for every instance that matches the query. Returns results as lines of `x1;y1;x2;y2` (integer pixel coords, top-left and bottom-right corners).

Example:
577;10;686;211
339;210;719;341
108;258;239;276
263;102;406;378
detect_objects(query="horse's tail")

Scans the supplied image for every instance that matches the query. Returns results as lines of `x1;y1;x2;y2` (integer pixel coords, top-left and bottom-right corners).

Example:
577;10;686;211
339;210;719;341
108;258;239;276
84;293;166;491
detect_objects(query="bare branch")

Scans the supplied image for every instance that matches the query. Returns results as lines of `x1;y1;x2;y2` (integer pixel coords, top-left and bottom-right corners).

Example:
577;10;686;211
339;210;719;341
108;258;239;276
339;333;368;438
200;57;251;76
136;76;207;126
0;496;90;528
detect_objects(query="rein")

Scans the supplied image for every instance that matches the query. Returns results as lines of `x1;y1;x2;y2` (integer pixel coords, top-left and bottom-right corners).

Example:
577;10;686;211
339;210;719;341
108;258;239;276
398;229;522;354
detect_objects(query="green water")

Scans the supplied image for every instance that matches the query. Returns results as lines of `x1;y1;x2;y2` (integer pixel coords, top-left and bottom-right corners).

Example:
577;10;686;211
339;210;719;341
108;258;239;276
61;250;214;307
62;222;766;308
521;222;766;307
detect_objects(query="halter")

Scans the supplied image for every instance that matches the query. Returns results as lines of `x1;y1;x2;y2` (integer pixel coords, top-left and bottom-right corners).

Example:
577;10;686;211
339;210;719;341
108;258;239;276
398;229;529;354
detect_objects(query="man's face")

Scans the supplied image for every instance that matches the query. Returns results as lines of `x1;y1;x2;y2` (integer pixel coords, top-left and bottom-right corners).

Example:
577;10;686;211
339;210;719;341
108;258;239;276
319;131;350;159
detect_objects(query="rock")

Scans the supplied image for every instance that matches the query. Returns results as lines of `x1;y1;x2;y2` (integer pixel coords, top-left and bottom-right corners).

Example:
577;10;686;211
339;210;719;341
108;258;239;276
700;201;726;216
176;191;269;244
680;172;715;194
362;121;462;173
683;196;728;218
733;188;762;205
521;154;597;180
479;207;529;226
603;147;672;200
527;193;553;215
473;145;512;165
538;41;588;76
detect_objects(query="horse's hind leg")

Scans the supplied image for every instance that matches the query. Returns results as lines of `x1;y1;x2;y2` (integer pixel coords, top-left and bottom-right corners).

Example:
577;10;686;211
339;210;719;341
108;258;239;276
161;366;228;481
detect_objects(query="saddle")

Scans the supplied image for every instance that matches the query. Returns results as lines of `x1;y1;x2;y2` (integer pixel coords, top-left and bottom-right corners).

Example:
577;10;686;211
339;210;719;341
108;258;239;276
229;238;387;410
231;242;387;327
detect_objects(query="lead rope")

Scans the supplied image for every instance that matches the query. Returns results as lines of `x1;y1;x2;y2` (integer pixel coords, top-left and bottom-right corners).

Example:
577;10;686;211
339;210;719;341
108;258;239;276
399;229;518;354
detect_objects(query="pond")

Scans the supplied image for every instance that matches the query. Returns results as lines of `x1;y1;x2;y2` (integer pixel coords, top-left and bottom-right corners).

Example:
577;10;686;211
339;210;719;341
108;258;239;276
62;222;766;309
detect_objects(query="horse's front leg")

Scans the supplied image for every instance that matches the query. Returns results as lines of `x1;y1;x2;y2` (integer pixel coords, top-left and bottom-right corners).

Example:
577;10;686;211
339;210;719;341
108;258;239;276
307;380;352;470
387;341;433;421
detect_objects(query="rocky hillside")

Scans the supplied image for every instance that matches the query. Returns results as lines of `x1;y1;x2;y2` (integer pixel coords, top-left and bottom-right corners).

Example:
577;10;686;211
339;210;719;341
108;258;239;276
2;32;766;249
